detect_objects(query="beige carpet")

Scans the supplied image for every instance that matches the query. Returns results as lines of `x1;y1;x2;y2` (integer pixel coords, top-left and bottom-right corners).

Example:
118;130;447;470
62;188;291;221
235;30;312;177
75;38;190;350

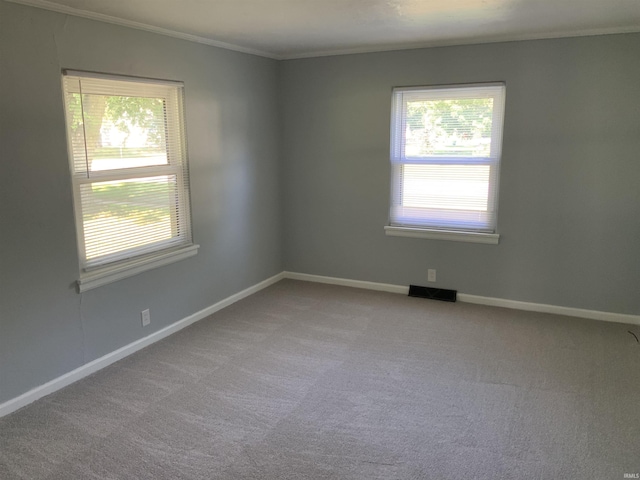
1;279;639;479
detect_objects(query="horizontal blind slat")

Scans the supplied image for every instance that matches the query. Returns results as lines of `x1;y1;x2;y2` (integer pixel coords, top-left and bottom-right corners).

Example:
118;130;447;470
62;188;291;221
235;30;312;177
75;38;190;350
63;72;192;272
390;83;505;233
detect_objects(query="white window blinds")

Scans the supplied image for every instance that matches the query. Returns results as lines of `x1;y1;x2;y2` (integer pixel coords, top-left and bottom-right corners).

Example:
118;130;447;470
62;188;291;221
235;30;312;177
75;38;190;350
389;83;506;234
62;71;195;285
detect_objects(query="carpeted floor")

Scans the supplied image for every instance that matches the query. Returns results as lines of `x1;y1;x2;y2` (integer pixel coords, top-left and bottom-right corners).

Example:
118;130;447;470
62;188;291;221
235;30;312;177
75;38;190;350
1;279;639;479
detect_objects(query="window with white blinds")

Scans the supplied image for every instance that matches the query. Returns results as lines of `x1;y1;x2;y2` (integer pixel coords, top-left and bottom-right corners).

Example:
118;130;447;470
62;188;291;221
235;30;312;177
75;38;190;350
62;71;197;291
386;83;506;243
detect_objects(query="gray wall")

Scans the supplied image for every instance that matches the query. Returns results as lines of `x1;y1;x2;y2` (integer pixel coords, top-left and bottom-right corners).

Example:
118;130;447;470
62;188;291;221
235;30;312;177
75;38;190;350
1;0;639;406
281;34;640;315
0;1;282;404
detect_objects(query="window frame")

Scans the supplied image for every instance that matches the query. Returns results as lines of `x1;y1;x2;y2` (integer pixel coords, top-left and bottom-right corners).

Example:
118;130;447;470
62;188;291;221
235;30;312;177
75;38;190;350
62;70;198;292
385;82;506;244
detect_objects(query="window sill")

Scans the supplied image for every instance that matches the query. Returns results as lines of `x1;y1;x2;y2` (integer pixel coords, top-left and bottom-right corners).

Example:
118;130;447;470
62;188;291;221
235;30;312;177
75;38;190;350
77;244;200;293
384;226;499;244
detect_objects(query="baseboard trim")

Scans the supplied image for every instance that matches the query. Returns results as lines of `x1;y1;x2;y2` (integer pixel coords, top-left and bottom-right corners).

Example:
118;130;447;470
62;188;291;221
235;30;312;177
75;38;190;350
457;293;640;325
283;271;409;295
282;271;640;326
3;270;637;417
0;272;285;418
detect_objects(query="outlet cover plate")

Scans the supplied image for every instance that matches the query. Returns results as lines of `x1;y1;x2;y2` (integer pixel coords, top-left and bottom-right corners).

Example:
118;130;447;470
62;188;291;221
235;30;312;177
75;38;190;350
428;269;436;282
141;309;151;326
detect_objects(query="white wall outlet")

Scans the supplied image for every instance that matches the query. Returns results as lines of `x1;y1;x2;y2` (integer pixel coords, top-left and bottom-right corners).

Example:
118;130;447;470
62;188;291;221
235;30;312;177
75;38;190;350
141;309;151;327
428;269;437;283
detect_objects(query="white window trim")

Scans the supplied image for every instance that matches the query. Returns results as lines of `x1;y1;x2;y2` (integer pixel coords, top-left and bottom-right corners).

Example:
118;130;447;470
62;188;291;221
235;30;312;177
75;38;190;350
78;244;199;292
388;82;506;242
62;71;197;291
384;226;499;244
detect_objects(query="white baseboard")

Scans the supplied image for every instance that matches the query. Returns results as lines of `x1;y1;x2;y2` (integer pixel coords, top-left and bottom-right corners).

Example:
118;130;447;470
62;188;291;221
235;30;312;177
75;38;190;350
282;271;640;326
283;271;409;295
0;272;285;418
2;270;637;418
457;293;640;325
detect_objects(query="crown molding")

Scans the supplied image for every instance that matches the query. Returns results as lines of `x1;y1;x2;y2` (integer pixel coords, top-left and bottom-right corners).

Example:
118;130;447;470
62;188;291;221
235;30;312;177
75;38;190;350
5;0;282;60
5;1;640;63
280;27;640;60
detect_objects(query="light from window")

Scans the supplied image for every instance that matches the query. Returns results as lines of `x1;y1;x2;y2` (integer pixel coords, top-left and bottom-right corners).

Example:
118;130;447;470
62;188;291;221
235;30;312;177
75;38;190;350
389;83;506;234
62;71;196;291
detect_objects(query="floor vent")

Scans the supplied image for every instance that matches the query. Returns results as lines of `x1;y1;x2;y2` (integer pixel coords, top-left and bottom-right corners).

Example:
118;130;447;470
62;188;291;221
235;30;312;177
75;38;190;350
408;285;457;302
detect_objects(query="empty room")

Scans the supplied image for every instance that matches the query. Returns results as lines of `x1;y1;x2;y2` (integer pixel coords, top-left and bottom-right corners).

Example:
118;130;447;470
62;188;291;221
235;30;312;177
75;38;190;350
1;0;639;478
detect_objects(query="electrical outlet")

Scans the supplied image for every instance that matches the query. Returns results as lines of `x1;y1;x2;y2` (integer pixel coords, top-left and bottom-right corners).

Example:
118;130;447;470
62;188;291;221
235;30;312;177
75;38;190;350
428;269;436;283
141;309;151;327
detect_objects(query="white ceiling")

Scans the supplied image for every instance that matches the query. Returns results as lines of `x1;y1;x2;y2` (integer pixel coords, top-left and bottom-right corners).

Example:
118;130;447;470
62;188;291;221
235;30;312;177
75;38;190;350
10;0;640;59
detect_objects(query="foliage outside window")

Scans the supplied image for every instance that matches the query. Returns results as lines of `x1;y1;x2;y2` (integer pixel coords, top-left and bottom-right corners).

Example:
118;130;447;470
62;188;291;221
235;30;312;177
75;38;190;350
62;71;196;291
387;83;506;240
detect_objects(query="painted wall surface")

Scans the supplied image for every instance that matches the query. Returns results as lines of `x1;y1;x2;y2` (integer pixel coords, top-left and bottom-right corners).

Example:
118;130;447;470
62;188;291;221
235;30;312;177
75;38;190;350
281;34;640;315
1;0;639;407
0;1;282;404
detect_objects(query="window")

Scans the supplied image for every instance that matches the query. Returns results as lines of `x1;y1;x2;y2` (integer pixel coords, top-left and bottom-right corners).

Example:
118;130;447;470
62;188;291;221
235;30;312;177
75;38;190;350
62;71;197;292
385;83;506;244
